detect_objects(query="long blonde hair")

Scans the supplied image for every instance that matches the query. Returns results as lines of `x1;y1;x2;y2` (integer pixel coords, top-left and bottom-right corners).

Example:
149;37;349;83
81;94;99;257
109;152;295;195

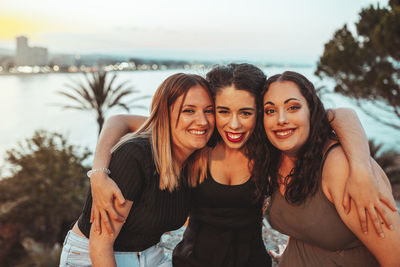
114;73;211;191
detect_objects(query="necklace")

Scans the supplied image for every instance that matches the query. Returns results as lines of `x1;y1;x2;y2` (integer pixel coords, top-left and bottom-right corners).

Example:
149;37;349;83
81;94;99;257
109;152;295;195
277;168;295;185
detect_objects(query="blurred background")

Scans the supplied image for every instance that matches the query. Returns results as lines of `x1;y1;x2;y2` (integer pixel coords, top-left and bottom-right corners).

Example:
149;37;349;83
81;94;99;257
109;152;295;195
0;0;399;265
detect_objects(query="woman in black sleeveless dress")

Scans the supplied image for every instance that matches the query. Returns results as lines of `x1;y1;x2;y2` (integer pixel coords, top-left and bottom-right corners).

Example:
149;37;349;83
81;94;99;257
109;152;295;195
172;63;271;266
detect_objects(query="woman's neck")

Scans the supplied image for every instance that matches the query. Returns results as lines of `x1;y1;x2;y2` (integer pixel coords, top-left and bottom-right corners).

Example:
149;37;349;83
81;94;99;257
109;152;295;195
209;141;252;185
276;153;297;193
279;153;296;176
211;142;247;159
218;141;246;157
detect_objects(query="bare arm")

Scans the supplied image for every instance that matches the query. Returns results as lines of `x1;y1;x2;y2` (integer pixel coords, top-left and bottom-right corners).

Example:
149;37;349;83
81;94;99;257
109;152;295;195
322;147;400;266
92;114;147;170
89;198;133;267
90;114;147;234
328;108;397;235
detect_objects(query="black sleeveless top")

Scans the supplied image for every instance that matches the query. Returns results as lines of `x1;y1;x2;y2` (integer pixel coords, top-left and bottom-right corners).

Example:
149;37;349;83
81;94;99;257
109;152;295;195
173;169;272;267
78;137;191;252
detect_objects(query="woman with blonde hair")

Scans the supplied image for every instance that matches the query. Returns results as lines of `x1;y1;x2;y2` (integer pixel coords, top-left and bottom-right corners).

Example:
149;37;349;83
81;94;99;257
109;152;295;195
59;73;215;267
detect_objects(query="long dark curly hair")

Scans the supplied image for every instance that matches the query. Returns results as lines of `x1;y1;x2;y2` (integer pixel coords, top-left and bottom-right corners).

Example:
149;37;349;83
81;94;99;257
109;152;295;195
260;71;336;204
205;63;270;201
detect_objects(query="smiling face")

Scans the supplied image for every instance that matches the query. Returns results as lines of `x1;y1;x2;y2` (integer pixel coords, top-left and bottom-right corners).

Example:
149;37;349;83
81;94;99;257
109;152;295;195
263;81;310;157
170;84;215;157
215;85;257;149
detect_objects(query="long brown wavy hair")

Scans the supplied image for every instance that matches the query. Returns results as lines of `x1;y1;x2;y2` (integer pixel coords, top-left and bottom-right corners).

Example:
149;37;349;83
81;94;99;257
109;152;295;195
260;71;336;203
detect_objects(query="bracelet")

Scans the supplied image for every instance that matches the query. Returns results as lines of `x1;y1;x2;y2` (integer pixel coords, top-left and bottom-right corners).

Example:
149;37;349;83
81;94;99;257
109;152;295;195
87;168;111;178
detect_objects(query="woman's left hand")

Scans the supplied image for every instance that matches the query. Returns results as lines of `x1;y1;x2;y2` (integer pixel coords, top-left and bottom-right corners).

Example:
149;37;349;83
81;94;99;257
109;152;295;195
343;158;397;236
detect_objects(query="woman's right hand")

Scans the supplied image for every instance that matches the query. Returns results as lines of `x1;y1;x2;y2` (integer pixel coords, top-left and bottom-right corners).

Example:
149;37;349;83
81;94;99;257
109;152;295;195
90;172;126;235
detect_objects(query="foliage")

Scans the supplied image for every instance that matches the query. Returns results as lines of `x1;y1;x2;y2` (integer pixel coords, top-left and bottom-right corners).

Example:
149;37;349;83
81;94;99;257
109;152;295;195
0;130;90;265
0;223;23;266
369;139;400;185
20;238;62;267
58;71;148;134
315;0;400;130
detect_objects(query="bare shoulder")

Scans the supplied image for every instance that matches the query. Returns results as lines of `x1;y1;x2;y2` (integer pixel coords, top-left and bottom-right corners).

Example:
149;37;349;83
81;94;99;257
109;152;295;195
321;142;349;201
322;142;349;183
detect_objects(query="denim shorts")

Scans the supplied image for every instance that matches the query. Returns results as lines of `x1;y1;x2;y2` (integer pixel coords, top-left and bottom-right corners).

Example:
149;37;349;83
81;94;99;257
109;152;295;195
59;230;171;267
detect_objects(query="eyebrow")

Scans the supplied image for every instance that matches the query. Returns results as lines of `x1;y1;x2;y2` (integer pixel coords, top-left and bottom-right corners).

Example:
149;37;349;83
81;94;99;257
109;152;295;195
216;106;256;111
183;104;214;108
264;98;301;106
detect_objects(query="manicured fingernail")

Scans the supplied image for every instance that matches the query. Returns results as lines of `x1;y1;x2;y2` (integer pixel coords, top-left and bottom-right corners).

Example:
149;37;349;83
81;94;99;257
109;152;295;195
390;225;394;230
380;233;385;238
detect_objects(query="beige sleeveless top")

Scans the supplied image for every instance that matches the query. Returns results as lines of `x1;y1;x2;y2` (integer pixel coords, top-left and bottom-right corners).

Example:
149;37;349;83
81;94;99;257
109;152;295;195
266;144;379;266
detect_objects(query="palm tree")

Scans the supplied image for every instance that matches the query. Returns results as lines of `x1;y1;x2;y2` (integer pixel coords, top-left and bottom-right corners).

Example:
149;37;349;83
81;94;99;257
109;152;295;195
369;139;400;185
58;71;148;135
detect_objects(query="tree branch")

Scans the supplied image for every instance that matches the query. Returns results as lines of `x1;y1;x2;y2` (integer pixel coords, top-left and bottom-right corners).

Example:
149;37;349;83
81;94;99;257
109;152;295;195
355;100;400;130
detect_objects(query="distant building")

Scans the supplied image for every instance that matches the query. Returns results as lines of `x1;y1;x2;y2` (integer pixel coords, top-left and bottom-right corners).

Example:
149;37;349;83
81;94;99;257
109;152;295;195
32;47;48;66
15;36;48;66
50;54;76;67
16;36;30;65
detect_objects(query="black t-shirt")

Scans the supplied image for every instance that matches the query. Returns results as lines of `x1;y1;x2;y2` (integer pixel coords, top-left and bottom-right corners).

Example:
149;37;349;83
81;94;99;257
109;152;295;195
78;137;191;251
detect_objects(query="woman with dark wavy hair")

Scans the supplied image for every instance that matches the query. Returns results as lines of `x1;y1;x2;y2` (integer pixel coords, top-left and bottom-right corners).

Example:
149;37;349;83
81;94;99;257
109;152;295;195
172;63;272;266
263;71;400;266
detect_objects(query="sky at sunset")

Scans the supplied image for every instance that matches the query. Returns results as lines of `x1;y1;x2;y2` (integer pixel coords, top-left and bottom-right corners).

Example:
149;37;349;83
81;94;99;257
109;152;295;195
0;0;388;63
